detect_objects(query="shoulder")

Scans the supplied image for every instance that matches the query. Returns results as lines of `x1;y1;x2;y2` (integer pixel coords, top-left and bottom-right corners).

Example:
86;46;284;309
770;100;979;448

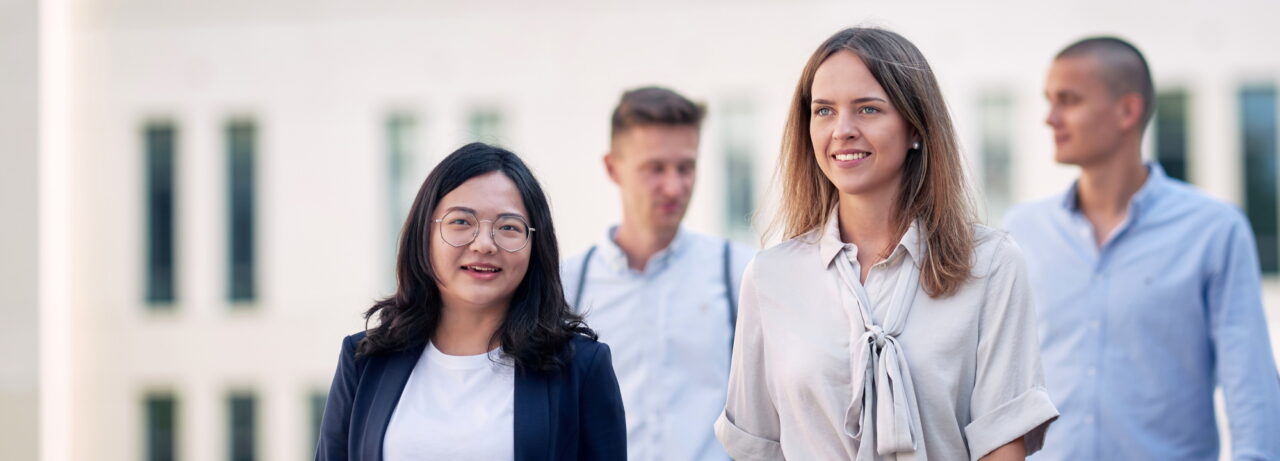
754;231;820;266
681;230;730;253
562;246;596;272
565;334;611;375
332;331;372;377
970;224;1026;277
341;331;368;354
688;230;758;266
1002;194;1063;231
1153;180;1249;230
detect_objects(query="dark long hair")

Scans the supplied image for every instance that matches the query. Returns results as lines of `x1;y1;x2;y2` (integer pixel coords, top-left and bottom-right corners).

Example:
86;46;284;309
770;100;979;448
358;142;595;371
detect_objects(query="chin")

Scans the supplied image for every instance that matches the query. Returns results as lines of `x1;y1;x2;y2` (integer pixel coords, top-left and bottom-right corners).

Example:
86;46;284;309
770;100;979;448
651;215;684;230
828;175;876;197
1053;152;1080;165
1054;149;1097;167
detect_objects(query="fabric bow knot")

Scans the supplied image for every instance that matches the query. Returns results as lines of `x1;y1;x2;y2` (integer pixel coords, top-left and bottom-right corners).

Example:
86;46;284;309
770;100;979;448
865;325;889;348
834;250;924;460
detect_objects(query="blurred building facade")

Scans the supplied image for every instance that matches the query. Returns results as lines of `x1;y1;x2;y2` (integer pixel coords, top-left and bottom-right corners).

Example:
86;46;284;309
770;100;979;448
4;0;1280;460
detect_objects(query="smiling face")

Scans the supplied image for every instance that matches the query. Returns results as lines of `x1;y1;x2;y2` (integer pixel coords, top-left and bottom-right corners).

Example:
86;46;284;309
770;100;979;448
429;171;532;314
809;50;915;201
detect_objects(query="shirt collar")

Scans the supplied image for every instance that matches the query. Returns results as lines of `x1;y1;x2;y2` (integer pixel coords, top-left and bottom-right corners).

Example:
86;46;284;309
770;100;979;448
597;225;688;274
817;207;925;269
1060;162;1169;220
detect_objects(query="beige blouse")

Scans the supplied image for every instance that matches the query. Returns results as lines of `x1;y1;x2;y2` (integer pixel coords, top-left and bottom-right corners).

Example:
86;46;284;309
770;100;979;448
714;214;1058;461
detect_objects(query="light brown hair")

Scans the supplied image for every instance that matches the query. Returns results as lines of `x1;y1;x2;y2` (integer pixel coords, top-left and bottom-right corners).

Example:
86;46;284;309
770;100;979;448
770;27;976;297
609;86;705;147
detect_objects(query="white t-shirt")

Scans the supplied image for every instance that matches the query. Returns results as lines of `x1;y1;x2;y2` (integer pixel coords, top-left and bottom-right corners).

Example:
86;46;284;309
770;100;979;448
383;342;516;461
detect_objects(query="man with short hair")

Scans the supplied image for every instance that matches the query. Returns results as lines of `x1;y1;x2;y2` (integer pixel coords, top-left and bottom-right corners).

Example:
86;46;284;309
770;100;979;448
562;87;754;461
1004;37;1280;460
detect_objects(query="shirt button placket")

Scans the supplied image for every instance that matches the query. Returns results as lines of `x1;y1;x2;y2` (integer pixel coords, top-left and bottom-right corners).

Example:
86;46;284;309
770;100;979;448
1090;266;1106;459
652;269;667;460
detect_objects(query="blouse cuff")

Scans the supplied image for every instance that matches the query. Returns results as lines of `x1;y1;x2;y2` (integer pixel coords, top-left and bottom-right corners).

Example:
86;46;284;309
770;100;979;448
714;411;783;461
964;386;1058;461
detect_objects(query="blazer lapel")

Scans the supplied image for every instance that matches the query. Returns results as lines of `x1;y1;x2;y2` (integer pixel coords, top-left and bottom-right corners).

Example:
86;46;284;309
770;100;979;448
514;367;551;461
361;342;425;461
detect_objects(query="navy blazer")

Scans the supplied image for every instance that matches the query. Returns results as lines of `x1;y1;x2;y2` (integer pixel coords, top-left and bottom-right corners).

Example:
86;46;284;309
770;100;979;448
315;332;626;461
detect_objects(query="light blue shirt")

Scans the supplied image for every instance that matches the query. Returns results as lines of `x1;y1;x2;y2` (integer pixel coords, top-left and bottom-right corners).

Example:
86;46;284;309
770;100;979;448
1004;164;1280;460
562;226;754;461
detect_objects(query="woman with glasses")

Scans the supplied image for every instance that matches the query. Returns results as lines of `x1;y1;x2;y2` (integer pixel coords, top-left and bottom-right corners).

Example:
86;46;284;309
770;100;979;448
714;28;1058;460
316;142;626;461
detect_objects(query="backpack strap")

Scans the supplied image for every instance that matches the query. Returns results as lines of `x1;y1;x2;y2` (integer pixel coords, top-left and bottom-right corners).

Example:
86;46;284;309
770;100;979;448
573;245;598;311
723;240;738;347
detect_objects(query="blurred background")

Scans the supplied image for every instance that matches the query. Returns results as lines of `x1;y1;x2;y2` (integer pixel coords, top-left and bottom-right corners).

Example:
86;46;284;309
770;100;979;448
2;0;1278;460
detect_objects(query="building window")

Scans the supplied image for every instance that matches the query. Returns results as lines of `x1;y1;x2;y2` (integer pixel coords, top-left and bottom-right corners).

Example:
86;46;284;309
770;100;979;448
145;123;177;305
227;392;256;461
1155;90;1190;182
226;120;256;303
144;393;178;461
721;99;755;240
309;391;327;458
1242;86;1278;274
978;91;1014;224
386;114;419;291
467;108;503;145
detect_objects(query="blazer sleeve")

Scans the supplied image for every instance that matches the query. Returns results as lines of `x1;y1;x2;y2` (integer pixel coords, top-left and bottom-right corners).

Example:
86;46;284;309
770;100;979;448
577;342;627;460
315;334;360;461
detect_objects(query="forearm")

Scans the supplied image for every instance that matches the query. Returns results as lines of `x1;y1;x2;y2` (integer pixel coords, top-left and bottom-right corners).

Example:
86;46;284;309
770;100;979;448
979;437;1026;461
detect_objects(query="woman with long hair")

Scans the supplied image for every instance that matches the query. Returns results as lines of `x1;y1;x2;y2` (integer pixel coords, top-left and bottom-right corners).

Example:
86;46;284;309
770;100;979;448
316;142;626;460
714;28;1057;460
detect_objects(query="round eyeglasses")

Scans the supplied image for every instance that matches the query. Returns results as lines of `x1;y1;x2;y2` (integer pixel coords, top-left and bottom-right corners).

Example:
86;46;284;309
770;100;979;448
433;209;536;252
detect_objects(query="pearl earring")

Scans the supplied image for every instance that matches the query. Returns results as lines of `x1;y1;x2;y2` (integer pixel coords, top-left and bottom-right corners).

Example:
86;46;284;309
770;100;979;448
911;141;921;150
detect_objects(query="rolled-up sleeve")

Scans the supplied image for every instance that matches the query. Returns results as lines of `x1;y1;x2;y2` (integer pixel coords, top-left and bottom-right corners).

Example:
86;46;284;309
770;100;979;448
965;237;1059;460
715;261;784;460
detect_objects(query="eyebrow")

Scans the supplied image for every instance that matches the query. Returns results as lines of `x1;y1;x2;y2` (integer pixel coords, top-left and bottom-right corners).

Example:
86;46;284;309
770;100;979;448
1046;89;1079;100
812;97;888;105
442;206;528;220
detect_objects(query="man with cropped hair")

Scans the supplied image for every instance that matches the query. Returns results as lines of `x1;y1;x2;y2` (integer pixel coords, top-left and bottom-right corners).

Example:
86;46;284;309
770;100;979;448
1004;37;1280;460
562;86;754;461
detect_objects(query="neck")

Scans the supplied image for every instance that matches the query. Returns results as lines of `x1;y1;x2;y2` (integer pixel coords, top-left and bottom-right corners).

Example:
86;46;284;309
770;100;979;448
1076;150;1148;219
613;220;678;271
1075;147;1148;247
432;302;507;356
837;188;903;281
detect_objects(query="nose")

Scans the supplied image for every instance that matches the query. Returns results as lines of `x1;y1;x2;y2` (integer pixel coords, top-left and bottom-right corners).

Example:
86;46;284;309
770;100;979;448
467;223;498;254
833;112;860;141
660;167;689;198
1045;105;1060;128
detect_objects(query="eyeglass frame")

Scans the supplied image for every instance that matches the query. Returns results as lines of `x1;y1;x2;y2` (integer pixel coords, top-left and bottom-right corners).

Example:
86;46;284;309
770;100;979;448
432;209;537;253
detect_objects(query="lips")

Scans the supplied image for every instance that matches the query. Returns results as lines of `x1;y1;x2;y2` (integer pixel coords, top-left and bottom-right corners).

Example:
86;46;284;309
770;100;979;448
461;264;501;273
831;149;871;167
833;151;870;161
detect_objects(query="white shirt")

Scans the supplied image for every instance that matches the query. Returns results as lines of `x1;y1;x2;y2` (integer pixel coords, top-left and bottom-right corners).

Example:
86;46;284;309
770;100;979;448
383;342;515;461
715;214;1058;461
562;226;755;461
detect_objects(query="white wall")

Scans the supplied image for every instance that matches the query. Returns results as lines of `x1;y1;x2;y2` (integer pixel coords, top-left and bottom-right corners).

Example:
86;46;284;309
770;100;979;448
0;0;41;459
43;0;1280;459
